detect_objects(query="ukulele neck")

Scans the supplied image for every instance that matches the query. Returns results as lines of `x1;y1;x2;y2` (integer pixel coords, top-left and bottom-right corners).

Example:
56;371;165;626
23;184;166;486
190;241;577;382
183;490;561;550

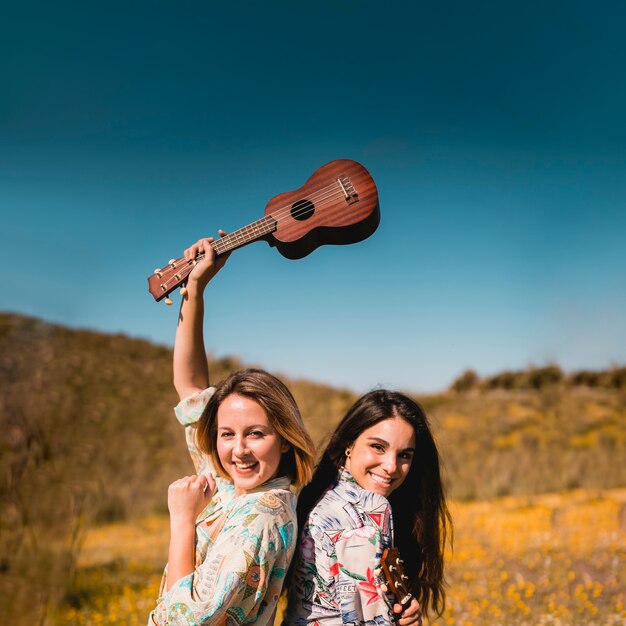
213;215;277;255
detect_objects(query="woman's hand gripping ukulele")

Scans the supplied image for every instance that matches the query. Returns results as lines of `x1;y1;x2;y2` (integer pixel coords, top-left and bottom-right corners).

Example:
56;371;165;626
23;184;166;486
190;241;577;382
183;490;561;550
381;547;423;626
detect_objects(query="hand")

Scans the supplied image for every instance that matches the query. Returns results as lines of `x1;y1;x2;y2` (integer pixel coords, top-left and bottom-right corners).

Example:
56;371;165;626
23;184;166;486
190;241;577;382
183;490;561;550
393;598;422;626
183;232;230;291
167;473;216;525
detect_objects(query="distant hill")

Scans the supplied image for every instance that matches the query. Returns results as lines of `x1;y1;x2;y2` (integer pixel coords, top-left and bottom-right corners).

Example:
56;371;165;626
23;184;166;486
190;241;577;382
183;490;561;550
1;312;624;621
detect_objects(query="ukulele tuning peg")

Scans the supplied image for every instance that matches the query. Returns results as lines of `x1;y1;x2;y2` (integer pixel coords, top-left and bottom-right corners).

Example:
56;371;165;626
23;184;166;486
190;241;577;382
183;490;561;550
380;583;388;593
374;567;382;577
401;574;409;581
180;287;188;297
165;297;174;306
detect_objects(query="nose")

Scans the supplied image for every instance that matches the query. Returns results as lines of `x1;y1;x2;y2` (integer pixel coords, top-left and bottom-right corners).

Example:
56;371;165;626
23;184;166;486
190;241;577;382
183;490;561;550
233;436;248;457
382;453;398;475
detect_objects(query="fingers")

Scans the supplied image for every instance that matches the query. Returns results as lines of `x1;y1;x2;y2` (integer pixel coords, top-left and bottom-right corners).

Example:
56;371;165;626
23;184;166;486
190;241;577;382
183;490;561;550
184;237;215;263
182;233;230;289
167;474;216;522
393;599;422;626
201;473;216;496
169;474;199;492
183;231;228;261
168;474;214;497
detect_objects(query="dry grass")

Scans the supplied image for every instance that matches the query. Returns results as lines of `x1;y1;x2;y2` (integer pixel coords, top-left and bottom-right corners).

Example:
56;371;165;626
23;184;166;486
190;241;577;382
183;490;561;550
52;489;626;626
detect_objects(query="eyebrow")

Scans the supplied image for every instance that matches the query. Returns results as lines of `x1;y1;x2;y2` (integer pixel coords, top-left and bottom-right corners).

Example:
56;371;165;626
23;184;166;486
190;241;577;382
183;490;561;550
217;425;269;431
366;436;415;452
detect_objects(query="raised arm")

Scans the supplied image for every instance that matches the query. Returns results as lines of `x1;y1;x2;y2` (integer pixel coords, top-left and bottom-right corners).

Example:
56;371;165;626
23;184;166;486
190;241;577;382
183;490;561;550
173;234;229;401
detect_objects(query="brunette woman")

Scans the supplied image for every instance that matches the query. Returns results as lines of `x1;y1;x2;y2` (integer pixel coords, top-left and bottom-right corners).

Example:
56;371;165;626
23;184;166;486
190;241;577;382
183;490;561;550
284;390;451;626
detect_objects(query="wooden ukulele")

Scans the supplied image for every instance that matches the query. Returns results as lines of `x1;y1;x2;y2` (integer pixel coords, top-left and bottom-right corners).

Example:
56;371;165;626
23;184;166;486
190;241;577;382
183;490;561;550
148;159;380;303
380;547;413;607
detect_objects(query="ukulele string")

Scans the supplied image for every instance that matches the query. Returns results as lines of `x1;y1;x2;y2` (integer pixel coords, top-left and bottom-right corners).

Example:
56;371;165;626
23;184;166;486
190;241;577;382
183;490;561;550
157;187;348;290
216;186;346;252
214;192;346;256
189;182;346;259
220;178;346;242
156;179;353;291
167;182;345;265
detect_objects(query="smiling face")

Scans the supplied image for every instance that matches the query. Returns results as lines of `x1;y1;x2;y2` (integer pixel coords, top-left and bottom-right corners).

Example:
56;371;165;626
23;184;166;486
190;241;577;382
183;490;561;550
344;416;416;497
216;393;289;496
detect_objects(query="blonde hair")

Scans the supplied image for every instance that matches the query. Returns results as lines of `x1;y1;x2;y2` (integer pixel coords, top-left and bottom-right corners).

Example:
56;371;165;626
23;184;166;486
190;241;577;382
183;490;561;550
197;369;315;489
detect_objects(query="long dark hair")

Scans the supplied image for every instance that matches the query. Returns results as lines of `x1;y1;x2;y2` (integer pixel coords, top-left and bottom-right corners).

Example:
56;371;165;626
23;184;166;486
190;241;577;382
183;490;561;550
294;389;452;617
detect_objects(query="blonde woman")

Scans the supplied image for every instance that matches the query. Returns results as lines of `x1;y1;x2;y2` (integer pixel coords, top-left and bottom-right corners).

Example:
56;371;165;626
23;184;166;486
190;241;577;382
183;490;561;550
148;236;315;626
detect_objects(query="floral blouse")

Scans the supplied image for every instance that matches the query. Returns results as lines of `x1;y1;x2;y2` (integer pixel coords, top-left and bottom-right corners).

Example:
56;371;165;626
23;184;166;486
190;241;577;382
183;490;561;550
148;388;297;626
283;469;396;626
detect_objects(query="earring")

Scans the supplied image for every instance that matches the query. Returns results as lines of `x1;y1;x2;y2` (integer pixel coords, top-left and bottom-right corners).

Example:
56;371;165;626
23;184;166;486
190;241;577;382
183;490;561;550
345;449;351;457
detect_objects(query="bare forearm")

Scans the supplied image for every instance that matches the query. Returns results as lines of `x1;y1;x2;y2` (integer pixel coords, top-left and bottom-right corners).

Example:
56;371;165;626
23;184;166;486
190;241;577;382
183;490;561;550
173;236;229;400
173;281;209;399
166;518;197;591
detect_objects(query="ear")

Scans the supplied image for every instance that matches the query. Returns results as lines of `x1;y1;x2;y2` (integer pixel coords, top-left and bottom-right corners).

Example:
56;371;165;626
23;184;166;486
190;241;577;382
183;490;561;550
280;439;291;453
344;447;352;469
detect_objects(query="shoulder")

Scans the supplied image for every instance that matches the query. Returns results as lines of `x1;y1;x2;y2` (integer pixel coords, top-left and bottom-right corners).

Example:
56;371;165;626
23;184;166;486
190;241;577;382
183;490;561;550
174;387;216;425
227;487;297;547
304;484;353;538
255;487;296;514
239;486;296;520
309;484;348;521
307;481;392;535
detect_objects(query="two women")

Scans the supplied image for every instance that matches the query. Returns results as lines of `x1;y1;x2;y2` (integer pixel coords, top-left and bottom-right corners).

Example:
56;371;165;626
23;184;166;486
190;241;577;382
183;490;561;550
148;236;450;625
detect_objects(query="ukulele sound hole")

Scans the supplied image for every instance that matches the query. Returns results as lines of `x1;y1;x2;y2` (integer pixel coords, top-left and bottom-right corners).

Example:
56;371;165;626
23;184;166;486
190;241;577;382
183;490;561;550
291;199;315;221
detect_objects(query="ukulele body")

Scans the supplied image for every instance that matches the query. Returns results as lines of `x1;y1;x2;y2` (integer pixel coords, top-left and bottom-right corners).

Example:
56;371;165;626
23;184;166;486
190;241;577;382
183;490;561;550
264;159;380;259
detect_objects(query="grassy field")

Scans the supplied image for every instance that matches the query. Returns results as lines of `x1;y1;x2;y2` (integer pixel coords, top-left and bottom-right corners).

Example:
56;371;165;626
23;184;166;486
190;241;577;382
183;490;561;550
55;488;626;626
2;315;625;624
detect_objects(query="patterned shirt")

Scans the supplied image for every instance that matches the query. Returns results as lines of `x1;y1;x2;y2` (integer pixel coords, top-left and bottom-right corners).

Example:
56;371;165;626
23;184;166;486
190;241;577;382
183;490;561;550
148;388;297;626
284;469;396;626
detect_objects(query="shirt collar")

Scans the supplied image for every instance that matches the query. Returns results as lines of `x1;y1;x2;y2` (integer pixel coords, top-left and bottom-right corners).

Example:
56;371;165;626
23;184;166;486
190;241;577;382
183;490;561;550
241;474;292;495
334;467;392;508
334;468;394;541
196;474;291;524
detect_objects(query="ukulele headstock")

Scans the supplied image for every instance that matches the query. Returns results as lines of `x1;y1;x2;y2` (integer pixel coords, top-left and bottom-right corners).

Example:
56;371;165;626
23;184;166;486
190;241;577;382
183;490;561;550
380;547;413;606
147;257;196;304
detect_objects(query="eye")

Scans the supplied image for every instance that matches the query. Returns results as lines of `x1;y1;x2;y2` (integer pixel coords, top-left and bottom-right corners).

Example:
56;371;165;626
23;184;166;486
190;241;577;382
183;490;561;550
400;451;414;461
220;431;234;439
249;430;264;438
370;443;385;453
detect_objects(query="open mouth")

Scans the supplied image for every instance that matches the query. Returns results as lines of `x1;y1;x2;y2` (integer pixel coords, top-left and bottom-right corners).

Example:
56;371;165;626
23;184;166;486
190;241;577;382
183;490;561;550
233;460;259;474
369;472;393;488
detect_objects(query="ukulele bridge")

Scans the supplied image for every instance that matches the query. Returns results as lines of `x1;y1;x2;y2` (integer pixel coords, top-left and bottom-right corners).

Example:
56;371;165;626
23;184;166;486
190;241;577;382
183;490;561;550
337;176;359;205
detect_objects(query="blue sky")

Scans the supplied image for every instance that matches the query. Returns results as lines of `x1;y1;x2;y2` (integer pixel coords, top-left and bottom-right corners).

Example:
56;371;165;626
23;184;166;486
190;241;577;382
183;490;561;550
2;1;625;393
